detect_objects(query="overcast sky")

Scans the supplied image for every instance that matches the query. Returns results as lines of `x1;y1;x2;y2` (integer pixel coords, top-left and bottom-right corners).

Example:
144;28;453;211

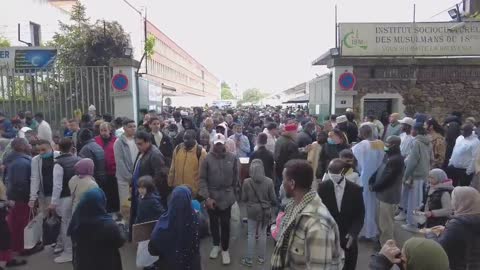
140;0;459;93
2;0;462;94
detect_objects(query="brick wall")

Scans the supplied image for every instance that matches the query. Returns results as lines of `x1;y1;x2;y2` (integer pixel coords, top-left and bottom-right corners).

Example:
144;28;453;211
352;65;480;121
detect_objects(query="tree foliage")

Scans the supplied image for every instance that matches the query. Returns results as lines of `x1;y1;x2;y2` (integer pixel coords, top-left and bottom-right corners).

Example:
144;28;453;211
221;81;235;99
51;2;131;67
0;36;10;47
241;88;267;104
145;34;156;58
0;35;10;48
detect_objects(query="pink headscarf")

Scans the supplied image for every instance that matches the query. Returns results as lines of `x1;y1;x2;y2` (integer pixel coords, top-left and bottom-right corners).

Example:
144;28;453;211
74;158;94;179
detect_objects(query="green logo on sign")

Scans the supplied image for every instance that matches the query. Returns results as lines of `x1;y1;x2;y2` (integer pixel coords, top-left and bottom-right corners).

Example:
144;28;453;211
342;30;368;50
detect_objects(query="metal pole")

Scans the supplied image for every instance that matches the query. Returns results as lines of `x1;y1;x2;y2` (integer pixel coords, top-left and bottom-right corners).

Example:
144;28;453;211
335;5;338;48
413;4;416;22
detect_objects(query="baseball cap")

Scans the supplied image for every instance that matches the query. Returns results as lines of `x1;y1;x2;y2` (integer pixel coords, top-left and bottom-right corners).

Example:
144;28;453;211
399;117;415;127
213;133;226;145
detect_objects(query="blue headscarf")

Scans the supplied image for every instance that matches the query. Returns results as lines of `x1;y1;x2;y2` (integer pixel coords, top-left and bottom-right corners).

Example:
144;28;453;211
67;188;112;238
150;186;199;269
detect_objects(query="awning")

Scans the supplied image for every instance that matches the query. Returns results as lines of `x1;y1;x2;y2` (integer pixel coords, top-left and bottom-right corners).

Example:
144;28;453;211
283;94;309;104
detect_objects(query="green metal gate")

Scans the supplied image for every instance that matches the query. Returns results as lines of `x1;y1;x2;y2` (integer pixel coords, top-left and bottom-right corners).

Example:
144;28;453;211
0;65;114;130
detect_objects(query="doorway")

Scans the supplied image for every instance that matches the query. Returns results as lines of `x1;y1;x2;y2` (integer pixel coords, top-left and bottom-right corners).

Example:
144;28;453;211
364;99;392;123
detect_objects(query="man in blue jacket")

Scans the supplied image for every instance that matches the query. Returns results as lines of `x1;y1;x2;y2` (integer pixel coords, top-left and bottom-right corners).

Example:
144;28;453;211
5;138;32;254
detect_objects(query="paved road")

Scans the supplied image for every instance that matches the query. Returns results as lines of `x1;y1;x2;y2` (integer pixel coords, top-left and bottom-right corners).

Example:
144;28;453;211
16;220;417;270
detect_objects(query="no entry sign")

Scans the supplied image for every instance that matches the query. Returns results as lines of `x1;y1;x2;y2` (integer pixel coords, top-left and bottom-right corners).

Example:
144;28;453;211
112;73;129;91
338;72;356;90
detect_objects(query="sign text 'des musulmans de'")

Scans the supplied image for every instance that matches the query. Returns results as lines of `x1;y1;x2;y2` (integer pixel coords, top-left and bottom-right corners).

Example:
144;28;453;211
339;22;480;56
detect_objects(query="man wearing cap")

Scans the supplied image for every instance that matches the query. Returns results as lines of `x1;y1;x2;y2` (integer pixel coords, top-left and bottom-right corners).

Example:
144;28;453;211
398;117;415;160
337;115;357;144
274;123;300;196
229;122;250;158
199;133;238;265
383;113;402;141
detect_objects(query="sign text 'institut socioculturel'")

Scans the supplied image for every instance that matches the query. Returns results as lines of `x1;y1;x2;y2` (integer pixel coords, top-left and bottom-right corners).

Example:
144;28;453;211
339;22;480;56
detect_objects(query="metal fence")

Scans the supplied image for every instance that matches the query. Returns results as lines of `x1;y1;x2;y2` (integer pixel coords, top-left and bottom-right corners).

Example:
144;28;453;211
0;65;114;130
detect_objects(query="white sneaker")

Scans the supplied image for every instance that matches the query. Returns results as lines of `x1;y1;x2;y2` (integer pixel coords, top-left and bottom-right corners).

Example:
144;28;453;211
53;247;64;254
54;253;72;264
222;250;231;265
209;246;220;259
394;212;406;221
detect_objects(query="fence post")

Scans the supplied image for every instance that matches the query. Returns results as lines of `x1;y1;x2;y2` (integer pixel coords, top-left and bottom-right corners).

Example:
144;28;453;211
109;58;140;123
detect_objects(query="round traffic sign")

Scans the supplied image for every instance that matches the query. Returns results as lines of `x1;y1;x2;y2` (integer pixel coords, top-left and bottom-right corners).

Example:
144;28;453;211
338;72;356;90
112;73;129;91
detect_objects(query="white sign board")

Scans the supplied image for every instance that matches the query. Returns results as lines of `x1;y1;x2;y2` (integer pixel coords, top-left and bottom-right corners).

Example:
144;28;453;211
0;48;14;67
339;22;480;56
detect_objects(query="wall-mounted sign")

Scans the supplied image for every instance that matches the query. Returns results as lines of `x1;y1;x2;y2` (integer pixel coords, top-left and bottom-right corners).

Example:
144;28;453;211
112;73;129;91
338;71;356;90
0;47;56;70
339;22;480;56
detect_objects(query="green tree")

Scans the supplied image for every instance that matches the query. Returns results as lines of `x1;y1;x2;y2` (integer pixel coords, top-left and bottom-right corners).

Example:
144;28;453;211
241;88;267;104
51;2;131;67
221;81;235;99
0;36;10;47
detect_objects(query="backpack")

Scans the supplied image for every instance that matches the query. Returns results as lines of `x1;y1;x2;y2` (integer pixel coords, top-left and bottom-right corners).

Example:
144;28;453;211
175;143;202;161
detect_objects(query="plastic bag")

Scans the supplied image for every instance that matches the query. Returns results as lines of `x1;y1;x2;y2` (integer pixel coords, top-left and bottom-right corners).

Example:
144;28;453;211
24;210;43;249
230;202;241;240
271;211;285;241
42;211;61;246
136;240;158;268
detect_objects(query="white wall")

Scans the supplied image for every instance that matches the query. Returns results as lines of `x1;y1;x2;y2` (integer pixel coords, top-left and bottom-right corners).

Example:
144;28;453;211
0;0;68;46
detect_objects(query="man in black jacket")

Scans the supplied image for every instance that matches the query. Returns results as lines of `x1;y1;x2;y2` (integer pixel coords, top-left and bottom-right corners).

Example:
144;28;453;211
296;122;315;149
274;123;300;196
370;135;404;246
318;158;364;270
134;131;168;207
249;133;274;179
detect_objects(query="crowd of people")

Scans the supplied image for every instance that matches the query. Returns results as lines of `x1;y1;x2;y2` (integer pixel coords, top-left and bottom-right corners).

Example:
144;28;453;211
0;104;479;270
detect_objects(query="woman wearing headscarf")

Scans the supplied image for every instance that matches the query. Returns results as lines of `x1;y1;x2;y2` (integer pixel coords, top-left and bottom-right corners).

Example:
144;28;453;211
419;169;453;228
67;188;125;270
369;238;449;270
425;186;480;270
149;186;200;270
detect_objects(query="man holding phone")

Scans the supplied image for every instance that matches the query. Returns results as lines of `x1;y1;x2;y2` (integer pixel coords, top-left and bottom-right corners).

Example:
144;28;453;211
199;134;239;265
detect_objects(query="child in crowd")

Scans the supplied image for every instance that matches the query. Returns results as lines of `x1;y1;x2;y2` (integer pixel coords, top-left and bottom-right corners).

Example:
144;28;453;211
419;168;454;228
69;158;99;211
241;159;277;267
0;180;26;269
135;176;165;224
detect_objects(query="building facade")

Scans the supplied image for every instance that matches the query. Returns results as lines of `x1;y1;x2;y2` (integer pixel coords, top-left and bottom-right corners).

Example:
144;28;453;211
146;21;220;100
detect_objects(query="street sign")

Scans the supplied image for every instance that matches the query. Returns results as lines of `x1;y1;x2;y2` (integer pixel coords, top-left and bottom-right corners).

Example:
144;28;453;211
112;73;129;91
338;72;356;90
0;47;57;70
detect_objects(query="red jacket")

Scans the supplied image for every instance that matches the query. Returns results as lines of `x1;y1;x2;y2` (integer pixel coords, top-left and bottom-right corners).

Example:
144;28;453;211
94;135;117;176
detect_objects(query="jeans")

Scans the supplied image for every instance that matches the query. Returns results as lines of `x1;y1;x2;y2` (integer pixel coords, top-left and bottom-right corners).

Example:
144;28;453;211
245;219;267;260
400;180;424;226
208;206;231;251
55;197;73;255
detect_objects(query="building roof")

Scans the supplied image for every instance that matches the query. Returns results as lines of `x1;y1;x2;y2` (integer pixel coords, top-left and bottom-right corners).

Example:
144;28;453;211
283;94;309;104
